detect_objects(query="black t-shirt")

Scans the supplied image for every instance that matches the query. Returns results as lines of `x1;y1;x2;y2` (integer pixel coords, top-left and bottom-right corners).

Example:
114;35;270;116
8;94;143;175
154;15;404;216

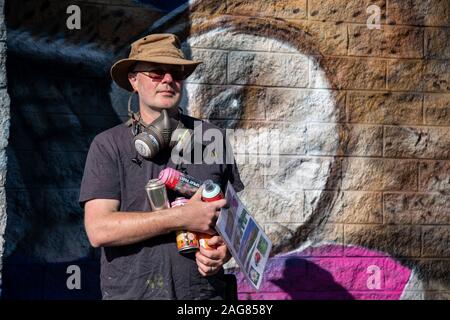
79;114;244;300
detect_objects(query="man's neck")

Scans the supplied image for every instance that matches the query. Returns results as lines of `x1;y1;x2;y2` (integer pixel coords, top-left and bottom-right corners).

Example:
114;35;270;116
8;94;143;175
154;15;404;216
139;106;160;125
139;105;178;125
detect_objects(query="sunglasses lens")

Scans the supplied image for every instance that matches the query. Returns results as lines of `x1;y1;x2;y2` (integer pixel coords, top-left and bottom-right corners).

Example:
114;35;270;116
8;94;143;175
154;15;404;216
136;68;186;81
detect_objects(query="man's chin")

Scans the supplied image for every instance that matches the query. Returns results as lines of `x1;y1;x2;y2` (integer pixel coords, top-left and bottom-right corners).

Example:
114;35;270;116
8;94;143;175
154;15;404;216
150;103;179;112
157;97;180;108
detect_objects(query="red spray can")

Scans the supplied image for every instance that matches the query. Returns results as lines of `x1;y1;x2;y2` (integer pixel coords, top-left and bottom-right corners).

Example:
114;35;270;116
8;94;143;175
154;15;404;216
159;168;202;197
198;180;224;250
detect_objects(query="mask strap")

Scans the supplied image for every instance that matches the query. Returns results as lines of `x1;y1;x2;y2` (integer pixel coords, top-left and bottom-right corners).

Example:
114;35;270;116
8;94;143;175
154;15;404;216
127;91;140;119
126;91;143;136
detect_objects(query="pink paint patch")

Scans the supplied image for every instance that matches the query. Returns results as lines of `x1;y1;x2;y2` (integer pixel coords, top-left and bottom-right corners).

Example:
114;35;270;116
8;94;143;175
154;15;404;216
234;244;412;300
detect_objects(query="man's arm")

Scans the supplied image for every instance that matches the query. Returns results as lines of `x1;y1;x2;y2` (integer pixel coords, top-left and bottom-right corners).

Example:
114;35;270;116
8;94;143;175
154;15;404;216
84;187;226;247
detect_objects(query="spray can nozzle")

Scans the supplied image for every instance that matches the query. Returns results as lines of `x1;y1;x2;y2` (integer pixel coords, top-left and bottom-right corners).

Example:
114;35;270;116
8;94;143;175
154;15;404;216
203;179;215;192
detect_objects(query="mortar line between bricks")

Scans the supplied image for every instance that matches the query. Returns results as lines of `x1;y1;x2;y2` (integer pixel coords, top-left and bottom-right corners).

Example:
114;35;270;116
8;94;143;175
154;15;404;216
71;1;153;8
343;122;450;128
191;45;442;61
177;85;450;96
342;222;450;227
286;220;450;226
305;18;450;29
185;81;450;94
225;50;229;85
420;225;424;257
341;189;445;194
304;190;384;196
423;22;427;59
385;54;388;90
344;91;349;123
345;21;450;31
233;153;444;162
15;110;450;128
346;22;349;56
417;162;420;192
11;146;450;162
306;0;309;20
296;154;448;161
369;190;448;196
255;121;450;129
385;0;390;28
398;258;450;264
422;94;426;125
199;47;315;56
342;221;346;253
219;13;450;29
308;53;312;89
325;54;448;61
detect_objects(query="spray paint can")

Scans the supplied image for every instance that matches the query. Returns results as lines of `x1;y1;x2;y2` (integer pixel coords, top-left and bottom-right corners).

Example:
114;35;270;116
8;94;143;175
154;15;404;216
145;178;170;211
201;180;225;202
198;180;224;250
171;197;200;253
159;168;202;197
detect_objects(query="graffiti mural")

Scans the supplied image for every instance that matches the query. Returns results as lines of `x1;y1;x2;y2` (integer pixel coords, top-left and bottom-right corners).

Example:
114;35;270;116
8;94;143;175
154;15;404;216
1;0;449;299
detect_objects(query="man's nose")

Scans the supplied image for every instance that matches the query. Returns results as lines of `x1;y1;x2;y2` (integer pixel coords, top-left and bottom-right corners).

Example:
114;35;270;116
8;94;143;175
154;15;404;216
161;72;174;83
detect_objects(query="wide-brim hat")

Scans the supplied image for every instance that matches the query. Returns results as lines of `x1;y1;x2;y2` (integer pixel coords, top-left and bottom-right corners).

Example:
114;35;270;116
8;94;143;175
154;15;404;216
111;33;202;91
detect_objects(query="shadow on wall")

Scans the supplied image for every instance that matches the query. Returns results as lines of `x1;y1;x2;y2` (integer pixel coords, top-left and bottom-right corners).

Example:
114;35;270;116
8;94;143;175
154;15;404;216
273;257;354;300
2;256;101;300
1;41;121;300
266;257;354;300
235;244;413;300
2;0;127;299
1;0;193;300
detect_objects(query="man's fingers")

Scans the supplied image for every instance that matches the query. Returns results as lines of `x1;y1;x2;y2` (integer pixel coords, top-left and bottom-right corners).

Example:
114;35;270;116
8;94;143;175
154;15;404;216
196;252;221;277
198;267;207;277
202;228;217;236
207;235;225;247
213;210;221;222
212;199;227;210
196;251;215;266
199;244;223;260
197;264;219;277
190;186;203;201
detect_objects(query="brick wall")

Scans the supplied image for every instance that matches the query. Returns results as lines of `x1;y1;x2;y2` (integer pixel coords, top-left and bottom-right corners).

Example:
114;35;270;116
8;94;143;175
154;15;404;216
0;0;9;297
180;0;450;299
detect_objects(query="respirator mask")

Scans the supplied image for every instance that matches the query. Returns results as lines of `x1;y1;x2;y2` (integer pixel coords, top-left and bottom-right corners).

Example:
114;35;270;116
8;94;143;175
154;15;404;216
127;93;192;159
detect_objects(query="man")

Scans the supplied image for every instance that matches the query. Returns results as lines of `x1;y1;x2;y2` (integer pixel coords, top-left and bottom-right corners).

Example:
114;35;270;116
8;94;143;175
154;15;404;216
79;34;244;300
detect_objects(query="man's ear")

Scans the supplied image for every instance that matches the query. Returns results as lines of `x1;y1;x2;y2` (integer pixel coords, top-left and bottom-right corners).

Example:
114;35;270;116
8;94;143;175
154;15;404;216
128;72;138;91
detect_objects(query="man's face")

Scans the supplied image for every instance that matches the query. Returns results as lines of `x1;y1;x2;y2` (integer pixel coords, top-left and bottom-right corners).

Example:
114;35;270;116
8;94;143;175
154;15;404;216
128;61;183;110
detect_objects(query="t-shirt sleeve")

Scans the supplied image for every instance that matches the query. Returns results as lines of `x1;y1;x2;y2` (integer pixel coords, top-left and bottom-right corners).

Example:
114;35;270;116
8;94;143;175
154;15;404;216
221;134;245;193
79;135;121;208
224;161;245;193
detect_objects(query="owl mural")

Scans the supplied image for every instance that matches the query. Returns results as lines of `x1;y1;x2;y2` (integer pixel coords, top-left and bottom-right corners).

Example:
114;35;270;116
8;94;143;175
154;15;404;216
1;0;449;300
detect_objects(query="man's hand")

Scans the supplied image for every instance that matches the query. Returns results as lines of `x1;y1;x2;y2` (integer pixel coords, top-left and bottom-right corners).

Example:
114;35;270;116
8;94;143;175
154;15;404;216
195;235;232;277
177;187;227;235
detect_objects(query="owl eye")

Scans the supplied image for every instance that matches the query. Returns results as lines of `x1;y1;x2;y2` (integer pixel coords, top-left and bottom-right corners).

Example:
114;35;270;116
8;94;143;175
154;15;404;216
204;87;244;126
182;83;244;128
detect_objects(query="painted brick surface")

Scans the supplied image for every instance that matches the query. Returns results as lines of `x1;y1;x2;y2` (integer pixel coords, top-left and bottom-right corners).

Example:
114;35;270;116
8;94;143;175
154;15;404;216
0;0;8;296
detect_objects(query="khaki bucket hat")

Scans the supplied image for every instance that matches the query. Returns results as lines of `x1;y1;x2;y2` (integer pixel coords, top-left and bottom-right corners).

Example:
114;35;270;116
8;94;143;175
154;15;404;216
110;33;202;91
